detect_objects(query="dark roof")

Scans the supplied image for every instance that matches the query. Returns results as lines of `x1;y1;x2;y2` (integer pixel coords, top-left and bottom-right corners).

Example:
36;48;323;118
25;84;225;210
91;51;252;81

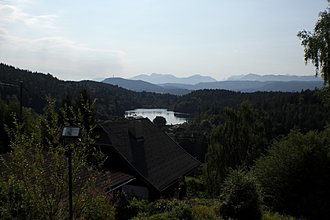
97;118;201;192
106;170;135;192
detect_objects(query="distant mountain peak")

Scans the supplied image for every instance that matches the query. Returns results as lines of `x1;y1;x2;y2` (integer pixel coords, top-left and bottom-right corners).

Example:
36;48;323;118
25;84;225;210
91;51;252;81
130;73;216;85
226;73;322;82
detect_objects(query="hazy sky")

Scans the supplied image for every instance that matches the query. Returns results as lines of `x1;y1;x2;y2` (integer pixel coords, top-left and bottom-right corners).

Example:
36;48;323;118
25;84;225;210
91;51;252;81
0;0;328;81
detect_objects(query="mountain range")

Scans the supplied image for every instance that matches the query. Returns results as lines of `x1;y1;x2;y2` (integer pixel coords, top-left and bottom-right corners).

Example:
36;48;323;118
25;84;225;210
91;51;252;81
103;73;324;95
103;77;190;95
130;73;217;85
227;73;322;82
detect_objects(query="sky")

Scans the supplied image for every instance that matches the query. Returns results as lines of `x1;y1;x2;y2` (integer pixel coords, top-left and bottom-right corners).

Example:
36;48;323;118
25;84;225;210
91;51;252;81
0;0;328;81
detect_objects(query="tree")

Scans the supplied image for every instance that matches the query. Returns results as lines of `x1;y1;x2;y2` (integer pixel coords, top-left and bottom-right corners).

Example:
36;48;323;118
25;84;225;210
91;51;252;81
153;116;167;128
219;169;262;220
0;95;114;219
253;129;330;219
204;102;266;195
298;1;330;85
0;98;38;153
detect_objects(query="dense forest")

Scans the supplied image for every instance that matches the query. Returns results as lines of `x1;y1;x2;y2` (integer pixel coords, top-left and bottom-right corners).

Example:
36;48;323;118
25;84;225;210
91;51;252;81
1;1;330;219
0;63;178;119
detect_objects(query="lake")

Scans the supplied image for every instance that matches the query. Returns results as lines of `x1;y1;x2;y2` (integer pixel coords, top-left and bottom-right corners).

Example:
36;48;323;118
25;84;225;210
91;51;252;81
125;109;189;125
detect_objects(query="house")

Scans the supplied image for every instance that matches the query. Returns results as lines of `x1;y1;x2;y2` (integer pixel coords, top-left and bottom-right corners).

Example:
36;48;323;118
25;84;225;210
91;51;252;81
94;117;201;199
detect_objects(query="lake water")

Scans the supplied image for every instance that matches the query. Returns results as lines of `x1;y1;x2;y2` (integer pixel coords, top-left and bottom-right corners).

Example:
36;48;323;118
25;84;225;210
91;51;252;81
125;109;188;125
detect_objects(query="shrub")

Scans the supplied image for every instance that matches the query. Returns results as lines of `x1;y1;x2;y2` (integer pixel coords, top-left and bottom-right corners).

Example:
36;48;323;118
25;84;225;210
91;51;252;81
111;192;134;220
219;169;262;220
153;116;166;128
133;212;171;220
185;176;206;198
253;129;330;219
262;211;296;220
192;205;218;220
74;194;115;220
128;198;149;218
0;178;38;219
170;203;192;219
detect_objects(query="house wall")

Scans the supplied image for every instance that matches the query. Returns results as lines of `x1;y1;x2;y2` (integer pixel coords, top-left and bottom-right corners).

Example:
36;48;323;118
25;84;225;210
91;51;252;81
123;184;149;199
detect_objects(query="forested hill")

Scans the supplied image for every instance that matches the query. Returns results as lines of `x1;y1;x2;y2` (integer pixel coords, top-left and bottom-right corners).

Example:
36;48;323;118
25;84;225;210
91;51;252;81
1;63;327;128
175;89;328;136
0;63;177;119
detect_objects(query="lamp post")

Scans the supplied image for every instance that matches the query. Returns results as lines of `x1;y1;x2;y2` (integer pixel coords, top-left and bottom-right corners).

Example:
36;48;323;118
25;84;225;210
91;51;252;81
62;127;81;220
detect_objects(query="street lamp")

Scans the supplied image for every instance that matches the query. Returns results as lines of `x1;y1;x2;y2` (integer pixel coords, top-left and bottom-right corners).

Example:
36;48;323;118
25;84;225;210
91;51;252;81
62;127;81;220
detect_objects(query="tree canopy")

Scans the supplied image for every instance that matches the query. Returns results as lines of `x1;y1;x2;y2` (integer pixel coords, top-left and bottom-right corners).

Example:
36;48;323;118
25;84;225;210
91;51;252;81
298;1;330;85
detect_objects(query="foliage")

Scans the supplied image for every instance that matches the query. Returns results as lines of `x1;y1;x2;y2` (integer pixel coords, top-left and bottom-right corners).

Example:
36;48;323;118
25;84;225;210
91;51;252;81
153;116;167;128
175;89;328;174
111;192;149;220
0;63;178;119
111;192;131;220
74;194;115;220
204;102;266;195
262;212;296;220
134;212;172;220
219;169;262;220
128;198;150;217
0;177;39;219
131;197;221;220
191;205;219;220
185;176;206;199
253;129;330;219
136;199;192;220
318;87;330;112
173;119;210;162
0;93;113;219
0;98;38;153
298;1;330;85
175;89;328;136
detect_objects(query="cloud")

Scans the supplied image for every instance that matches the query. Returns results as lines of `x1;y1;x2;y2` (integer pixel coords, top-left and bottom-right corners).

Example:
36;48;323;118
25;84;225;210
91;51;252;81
0;2;125;80
0;3;56;29
1;34;125;80
0;27;8;35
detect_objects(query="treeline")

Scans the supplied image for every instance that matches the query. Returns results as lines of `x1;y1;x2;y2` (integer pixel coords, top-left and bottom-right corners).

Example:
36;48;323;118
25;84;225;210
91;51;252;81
1;63;327;132
171;89;328;163
2;63;329;160
0;63;177;120
175;89;327;135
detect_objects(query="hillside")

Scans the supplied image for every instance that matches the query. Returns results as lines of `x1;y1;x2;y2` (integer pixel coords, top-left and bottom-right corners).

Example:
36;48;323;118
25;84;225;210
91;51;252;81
0;63;326;123
227;73;323;81
0;63;177;119
105;74;324;94
102;77;190;95
131;73;217;84
191;80;323;92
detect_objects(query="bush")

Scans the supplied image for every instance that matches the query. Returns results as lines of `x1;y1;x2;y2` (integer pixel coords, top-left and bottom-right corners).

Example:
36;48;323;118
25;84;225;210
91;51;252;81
132;198;223;220
192;205;218;220
262;212;296;220
170;203;192;219
133;212;171;220
0;178;38;219
153;116;166;128
219;169;262;220
112;192;150;220
185;176;206;198
253;129;330;219
149;199;192;218
74;194;115;220
128;197;149;218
